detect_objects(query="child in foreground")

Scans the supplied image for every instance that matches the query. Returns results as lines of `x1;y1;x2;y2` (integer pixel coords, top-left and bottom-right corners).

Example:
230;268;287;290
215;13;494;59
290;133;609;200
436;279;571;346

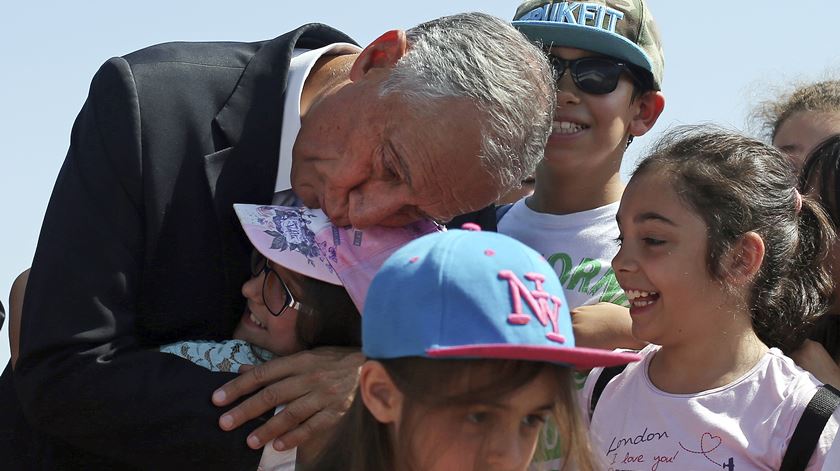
586;126;839;469
308;227;641;471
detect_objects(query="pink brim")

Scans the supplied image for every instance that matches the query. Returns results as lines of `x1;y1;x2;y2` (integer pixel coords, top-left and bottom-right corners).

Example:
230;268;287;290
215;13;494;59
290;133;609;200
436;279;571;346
239;223;341;285
426;344;641;369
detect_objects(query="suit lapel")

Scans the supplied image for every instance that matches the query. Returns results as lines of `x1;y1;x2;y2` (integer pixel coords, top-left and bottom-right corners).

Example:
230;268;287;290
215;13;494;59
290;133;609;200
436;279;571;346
206;23;358;218
202;24;358;310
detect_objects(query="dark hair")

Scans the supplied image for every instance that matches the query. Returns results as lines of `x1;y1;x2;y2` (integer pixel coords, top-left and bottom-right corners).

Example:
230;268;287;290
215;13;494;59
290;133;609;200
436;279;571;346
799;135;840;353
800;134;840;229
633;125;835;352
754;80;840;142
295;276;361;349
306;357;594;471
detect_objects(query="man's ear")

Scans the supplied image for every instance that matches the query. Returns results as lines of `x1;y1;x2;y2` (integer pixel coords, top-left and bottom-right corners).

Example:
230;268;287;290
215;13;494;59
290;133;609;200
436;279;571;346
349;30;407;82
628;91;665;138
359;360;404;425
726;231;766;283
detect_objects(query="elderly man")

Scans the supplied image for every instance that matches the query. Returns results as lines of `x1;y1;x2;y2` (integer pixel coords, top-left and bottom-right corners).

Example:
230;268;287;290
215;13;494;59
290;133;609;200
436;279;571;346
5;12;554;470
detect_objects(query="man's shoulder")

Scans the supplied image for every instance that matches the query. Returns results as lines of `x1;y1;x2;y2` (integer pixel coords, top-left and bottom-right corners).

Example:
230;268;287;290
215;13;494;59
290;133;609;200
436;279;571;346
120;24;356;70
123;40;265;69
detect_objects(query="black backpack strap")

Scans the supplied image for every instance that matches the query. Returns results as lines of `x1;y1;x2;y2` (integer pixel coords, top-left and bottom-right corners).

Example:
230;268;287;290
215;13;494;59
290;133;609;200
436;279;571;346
495;203;514;224
589;364;628;420
779;384;840;471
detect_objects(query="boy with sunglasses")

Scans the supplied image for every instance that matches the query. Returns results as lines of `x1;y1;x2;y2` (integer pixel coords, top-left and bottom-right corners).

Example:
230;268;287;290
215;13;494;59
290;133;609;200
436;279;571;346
499;0;666;349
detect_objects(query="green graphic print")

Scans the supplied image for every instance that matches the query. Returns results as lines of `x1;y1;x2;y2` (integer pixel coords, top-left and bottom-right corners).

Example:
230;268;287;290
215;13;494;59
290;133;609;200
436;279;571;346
546;252;628;306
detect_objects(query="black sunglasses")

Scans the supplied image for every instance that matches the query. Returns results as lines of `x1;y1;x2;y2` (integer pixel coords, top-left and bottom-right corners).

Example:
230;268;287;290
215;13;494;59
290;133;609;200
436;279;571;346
250;255;307;317
547;55;641;95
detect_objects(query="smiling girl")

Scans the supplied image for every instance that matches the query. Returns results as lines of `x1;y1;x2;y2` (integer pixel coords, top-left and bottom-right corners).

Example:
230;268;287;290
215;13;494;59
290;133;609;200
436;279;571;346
584;126;840;470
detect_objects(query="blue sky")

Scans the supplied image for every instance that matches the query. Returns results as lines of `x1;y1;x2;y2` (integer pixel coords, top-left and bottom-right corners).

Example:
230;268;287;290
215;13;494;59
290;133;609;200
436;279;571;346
2;1;838;366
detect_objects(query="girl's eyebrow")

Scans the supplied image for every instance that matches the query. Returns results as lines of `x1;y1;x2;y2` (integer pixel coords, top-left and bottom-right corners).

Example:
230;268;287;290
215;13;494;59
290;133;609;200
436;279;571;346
476;401;556;413
636;211;677;226
616;211;677;226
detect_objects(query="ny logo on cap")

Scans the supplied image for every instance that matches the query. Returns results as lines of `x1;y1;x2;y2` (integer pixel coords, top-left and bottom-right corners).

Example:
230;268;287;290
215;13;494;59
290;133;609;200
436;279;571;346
520;2;625;33
499;270;565;344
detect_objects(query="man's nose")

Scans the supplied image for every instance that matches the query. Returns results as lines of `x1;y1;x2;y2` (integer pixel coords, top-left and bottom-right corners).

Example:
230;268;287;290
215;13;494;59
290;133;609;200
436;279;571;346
346;183;412;228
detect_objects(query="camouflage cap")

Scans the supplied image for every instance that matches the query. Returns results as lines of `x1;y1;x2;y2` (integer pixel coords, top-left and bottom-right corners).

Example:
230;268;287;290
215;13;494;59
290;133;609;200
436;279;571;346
512;0;664;90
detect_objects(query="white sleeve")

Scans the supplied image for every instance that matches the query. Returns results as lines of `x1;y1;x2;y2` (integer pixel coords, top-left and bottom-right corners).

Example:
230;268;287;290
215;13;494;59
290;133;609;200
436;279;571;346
811;408;840;470
257;405;297;471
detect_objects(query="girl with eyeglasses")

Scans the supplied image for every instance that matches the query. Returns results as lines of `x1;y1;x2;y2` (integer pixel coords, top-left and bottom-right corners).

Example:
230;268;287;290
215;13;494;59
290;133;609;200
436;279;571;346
8;204;438;470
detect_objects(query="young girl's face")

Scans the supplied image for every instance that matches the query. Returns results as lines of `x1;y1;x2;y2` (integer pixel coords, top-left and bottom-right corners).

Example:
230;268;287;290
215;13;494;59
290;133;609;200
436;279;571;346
612;171;728;346
233;261;306;356
774;110;840;170
396;368;559;471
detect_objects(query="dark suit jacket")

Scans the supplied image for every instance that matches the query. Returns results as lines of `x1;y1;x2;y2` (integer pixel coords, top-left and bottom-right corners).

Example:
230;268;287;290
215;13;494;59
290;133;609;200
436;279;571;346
5;24;357;470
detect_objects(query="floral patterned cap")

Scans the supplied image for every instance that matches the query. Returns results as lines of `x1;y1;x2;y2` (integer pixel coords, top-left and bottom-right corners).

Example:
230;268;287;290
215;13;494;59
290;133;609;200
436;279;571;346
233;204;442;312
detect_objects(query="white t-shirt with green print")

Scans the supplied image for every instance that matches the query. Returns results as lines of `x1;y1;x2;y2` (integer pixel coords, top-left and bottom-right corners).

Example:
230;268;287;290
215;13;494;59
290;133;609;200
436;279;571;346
498;199;627;309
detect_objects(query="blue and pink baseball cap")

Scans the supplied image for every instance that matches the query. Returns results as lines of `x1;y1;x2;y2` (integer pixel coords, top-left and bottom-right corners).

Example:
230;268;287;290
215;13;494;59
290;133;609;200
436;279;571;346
233;204;442;312
362;227;640;369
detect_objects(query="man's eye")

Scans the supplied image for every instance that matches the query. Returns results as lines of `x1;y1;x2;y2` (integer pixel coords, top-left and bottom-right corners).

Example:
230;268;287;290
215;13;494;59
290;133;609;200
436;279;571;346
383;163;399;180
643;237;665;246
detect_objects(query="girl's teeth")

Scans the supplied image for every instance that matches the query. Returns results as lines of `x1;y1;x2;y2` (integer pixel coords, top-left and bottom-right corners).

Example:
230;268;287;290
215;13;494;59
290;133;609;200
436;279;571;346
553;121;586;134
625;289;659;300
250;313;264;328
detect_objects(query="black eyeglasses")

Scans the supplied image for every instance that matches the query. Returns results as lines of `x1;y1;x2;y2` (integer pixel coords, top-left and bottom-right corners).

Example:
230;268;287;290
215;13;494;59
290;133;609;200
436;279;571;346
547;55;641;95
250;255;306;317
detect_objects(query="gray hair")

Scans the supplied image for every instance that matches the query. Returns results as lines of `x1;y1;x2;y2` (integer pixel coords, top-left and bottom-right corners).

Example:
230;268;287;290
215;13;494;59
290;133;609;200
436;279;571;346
380;12;555;193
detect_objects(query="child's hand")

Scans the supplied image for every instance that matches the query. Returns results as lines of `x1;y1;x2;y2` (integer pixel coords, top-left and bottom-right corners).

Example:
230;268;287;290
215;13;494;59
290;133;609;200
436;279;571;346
211;346;364;452
570;302;646;351
791;339;840;389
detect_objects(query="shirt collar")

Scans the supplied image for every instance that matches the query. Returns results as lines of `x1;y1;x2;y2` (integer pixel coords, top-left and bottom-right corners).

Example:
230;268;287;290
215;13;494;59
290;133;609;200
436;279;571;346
275;42;361;193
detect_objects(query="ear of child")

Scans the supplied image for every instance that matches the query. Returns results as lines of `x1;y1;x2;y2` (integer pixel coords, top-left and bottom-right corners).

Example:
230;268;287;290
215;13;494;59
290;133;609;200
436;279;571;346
723;231;766;284
628;90;666;140
360;361;404;425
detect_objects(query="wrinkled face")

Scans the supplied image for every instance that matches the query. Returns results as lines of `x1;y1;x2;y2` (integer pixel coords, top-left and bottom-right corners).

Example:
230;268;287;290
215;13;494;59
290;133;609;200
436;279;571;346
234;262;306;356
398;368;559;471
612;171;727;347
292;73;498;228
774;111;840;170
541;46;641;179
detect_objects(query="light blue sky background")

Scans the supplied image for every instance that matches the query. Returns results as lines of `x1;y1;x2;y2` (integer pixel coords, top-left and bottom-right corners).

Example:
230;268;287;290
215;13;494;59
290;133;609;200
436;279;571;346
2;1;838;367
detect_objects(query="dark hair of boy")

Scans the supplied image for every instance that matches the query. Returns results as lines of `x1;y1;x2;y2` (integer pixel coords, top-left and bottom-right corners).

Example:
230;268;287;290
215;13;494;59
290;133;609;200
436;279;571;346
634;125;835;353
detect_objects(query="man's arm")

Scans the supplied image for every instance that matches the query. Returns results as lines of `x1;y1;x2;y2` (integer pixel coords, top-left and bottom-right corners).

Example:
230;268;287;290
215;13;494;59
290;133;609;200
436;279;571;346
14;57;261;469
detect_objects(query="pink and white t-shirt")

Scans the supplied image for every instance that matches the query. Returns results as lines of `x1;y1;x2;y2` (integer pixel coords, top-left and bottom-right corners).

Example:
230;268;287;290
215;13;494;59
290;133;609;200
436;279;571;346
582;344;839;470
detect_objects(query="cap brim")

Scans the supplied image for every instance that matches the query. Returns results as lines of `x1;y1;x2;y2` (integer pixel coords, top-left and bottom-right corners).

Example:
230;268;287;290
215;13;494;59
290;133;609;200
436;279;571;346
234;204;342;285
426;344;641;369
513;21;653;77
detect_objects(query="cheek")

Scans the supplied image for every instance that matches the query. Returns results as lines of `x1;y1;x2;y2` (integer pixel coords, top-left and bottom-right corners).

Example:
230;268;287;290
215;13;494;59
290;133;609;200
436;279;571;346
267;311;300;342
